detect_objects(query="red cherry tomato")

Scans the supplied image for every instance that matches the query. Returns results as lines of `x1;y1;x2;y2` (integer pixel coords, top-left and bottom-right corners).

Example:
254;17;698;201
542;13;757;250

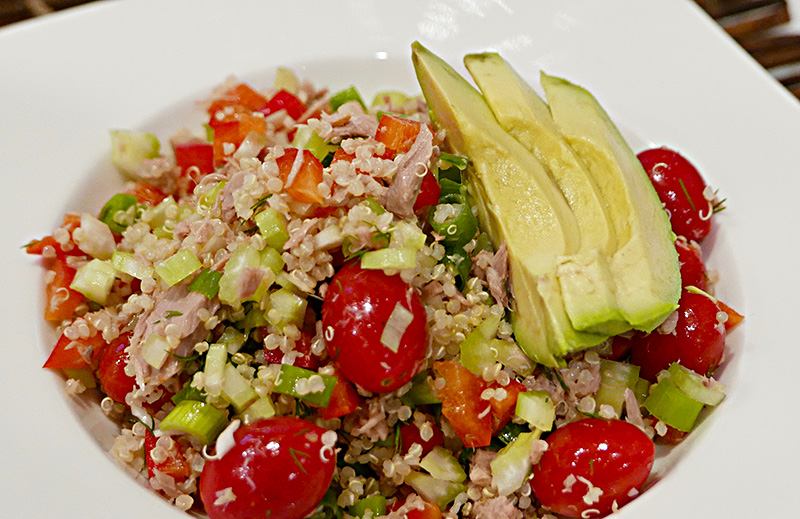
258;89;308;120
675;237;708;291
629;291;725;382
531;418;655;518
200;417;335;519
144;430;190;482
399;421;444;457
413;171;442;213
638;147;713;242
96;333;135;404
322;262;428;393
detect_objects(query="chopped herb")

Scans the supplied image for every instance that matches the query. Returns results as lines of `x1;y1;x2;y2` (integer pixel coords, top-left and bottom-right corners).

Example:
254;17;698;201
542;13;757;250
678;178;697;212
577;409;604;420
164;310;183;319
251;194;273;214
712;196;727;214
167;351;201;364
289;448;310;474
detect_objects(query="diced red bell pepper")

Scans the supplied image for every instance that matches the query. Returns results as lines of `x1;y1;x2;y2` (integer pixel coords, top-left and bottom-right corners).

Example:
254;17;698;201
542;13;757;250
25;213;82;257
96;333;135;404
413;171;441;212
43;331;106;370
320;372;361;420
375;114;423;154
207;82;269;116
174;140;215;187
432;360;492;448
399;421;444;457
211;112;267;166
488;379;526;434
717;300;744;331
144;430;191;483
276;148;324;204
258;89;307;120
125;182;168;206
263;330;320;370
42;256;86;322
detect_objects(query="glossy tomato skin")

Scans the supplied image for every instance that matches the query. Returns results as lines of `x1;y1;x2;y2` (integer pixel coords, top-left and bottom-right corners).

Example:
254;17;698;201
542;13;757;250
629;291;725;382
96;333;135;404
200;417;335;519
322;262;428;393
675;237;708;291
638;147;712;242
531;418;655;518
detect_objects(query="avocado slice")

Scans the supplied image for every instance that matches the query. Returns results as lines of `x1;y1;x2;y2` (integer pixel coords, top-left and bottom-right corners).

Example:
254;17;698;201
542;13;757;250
541;73;681;331
463;53;628;336
411;42;606;366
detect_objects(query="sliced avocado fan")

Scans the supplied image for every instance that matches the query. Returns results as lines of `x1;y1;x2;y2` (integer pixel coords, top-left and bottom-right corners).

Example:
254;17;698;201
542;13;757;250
411;42;607;367
463;52;628;336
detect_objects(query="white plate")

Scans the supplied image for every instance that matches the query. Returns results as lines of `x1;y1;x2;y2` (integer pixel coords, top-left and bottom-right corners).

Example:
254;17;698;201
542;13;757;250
2;0;799;517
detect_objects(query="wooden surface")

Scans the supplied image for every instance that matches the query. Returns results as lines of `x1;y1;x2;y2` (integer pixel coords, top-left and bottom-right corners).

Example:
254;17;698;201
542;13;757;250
2;0;799;99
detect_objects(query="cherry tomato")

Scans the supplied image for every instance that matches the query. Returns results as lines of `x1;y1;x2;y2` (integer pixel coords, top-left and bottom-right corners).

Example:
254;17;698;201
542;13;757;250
638;147;713;242
387;497;442;519
413;171;441;213
675;237;708;291
531;418;655;518
144;430;190;483
200;417;335;519
399;421;444;456
322;262;428;393
629;290;725;382
319;370;361;420
258;89;307;120
96;333;135;404
432;360;492;448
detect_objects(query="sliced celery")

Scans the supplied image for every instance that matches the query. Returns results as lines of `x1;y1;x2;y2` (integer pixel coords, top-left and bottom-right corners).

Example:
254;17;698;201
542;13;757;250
420;446;467;483
221;363;258;412
110;129;161;176
273;364;336;407
404;471;466;510
644;377;704;432
260;246;285;275
268;288;307;330
665;363;725;406
241;395;276;425
217;327;246;355
490;430;541;496
70;259;117;304
172;379;204;405
158;399;227;445
255;207;290;250
360;248;417;270
111;251;154;281
240;304;269;331
515;390;555;432
348;494;387;519
187;268;222;298
203;343;228;397
594;359;641;417
155;249;202;286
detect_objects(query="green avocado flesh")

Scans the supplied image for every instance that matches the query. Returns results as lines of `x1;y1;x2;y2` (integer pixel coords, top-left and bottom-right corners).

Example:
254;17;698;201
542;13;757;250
411;42;680;366
464;52;628;336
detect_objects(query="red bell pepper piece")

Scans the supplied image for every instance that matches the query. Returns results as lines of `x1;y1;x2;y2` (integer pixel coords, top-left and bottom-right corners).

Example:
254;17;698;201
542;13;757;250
413;171;441;212
207;82;269;116
488;379;526;434
320;373;360;420
43;331;105;370
42;256;86;322
258;89;307;120
432;360;492;448
375;114;423;154
276;148;324;204
144;430;191;483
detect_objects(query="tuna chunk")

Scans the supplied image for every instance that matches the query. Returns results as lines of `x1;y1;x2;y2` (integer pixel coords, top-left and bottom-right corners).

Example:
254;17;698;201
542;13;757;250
383;124;435;219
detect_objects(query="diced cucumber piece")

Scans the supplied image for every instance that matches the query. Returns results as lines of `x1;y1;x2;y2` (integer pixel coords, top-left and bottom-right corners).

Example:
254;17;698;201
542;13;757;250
664;363;726;406
70;259;117;305
187;268;223;298
255;207;290;251
221;363;258;413
62;368;97;389
420;446;467;483
460;313;503;376
273;364;336;407
241;395;276;425
158;399;227;445
268;288;307;330
594;359;641;417
218;244;262;306
111;251;154;281
490;430;541;496
360;248;417;270
644;377;704;432
203;343;228;397
515;390;555;432
405;471;466;510
274;67;299;94
110;129;161;176
155;249;202;286
371;90;410;109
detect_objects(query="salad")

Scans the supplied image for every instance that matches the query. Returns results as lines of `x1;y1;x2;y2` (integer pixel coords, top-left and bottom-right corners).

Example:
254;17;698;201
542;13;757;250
27;43;742;519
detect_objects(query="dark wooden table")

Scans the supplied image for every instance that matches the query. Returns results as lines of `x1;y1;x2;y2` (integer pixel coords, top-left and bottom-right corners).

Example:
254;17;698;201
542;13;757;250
2;0;799;100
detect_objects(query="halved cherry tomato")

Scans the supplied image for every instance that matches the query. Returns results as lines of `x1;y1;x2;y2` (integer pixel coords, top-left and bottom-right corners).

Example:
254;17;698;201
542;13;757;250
399;421;444;457
531;418;654;518
638;147;713;242
319;371;361;420
199;417;336;519
375;114;423;154
258;89;307;120
322;262;428;393
387;497;442;519
675;237;708;291
124;182;168;206
42;256;86;322
275;148;324;205
43;331;105;370
413;171;441;213
144;430;191;483
629;290;726;381
96;333;135;404
488;379;526;434
207;82;269;116
432;360;492;448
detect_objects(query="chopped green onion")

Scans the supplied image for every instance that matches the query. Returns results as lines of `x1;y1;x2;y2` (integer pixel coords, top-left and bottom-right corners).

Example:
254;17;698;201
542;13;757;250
420;446;467;483
362;197;386;215
155;249;202;286
643;377;704;432
158;399;228;445
70;259;117;304
429;193;478;248
439;151;469;170
188;268;222;298
329;85;366;112
348;494;387;519
172;379;205;405
273;364;337;407
98;193;138;235
515;390;555;432
443;246;471;292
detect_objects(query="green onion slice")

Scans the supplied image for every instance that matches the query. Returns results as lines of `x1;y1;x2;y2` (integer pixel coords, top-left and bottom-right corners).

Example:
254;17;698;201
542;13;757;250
188;268;222;298
158;399;228;445
273;364;337;407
